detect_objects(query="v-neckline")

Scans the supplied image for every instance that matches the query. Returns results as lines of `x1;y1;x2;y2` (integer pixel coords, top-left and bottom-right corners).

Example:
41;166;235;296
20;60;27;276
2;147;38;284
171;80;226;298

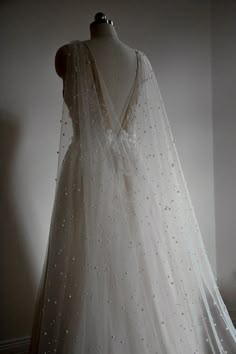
80;40;140;133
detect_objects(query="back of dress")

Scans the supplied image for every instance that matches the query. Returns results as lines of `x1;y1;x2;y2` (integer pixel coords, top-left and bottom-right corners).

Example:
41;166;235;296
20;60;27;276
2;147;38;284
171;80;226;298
29;40;236;354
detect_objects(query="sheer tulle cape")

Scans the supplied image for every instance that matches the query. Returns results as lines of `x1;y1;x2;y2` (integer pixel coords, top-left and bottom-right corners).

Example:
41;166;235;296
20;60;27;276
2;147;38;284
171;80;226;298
29;40;236;353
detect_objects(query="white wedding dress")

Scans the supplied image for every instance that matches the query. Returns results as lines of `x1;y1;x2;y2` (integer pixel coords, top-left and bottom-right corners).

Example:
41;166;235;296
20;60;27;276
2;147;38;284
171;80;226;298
29;40;236;354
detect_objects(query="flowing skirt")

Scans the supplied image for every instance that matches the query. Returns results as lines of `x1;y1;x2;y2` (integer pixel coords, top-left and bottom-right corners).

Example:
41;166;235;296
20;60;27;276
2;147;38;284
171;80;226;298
29;136;236;354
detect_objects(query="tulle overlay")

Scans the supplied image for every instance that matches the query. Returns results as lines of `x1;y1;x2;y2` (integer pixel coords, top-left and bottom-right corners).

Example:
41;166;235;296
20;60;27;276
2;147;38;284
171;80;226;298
29;40;236;353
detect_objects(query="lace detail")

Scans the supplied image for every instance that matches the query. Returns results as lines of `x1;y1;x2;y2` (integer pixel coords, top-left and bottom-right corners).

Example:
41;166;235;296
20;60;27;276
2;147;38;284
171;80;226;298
106;128;137;150
105;128;138;176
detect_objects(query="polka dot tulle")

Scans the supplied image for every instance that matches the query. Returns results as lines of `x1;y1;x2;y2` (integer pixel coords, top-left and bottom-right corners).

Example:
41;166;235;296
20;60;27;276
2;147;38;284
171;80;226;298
29;40;236;354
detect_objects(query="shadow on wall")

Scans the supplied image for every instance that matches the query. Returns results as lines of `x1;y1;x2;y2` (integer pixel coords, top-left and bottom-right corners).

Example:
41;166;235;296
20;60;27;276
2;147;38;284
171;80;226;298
0;111;35;340
220;288;236;328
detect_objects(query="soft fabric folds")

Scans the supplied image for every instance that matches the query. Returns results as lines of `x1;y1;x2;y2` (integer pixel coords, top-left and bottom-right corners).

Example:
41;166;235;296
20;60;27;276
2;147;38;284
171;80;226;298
29;40;236;354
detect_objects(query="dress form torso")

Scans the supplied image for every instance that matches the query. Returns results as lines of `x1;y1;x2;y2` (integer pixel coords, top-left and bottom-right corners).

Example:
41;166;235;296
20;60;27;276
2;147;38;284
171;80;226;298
55;23;138;120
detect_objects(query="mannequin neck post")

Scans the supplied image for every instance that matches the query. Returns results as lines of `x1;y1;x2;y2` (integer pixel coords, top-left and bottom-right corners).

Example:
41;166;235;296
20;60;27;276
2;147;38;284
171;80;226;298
90;23;119;40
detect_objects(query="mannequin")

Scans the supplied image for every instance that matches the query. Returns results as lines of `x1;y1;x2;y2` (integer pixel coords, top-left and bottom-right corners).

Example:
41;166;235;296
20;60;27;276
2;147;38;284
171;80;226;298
29;13;236;353
55;12;138;120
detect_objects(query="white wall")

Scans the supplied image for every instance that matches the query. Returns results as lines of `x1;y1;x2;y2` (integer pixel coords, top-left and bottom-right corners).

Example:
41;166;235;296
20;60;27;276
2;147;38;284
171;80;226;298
0;0;218;342
212;0;236;315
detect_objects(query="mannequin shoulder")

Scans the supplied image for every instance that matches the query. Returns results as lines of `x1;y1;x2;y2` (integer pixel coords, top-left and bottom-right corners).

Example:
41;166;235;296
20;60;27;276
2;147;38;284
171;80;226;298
55;43;70;79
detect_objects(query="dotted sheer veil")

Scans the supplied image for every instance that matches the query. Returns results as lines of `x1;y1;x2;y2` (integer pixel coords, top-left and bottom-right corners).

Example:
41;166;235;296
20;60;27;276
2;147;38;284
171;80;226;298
29;40;236;353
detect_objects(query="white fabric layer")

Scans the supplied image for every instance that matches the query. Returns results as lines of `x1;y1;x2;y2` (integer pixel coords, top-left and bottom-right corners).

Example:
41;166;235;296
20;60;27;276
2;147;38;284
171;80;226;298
29;40;236;354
